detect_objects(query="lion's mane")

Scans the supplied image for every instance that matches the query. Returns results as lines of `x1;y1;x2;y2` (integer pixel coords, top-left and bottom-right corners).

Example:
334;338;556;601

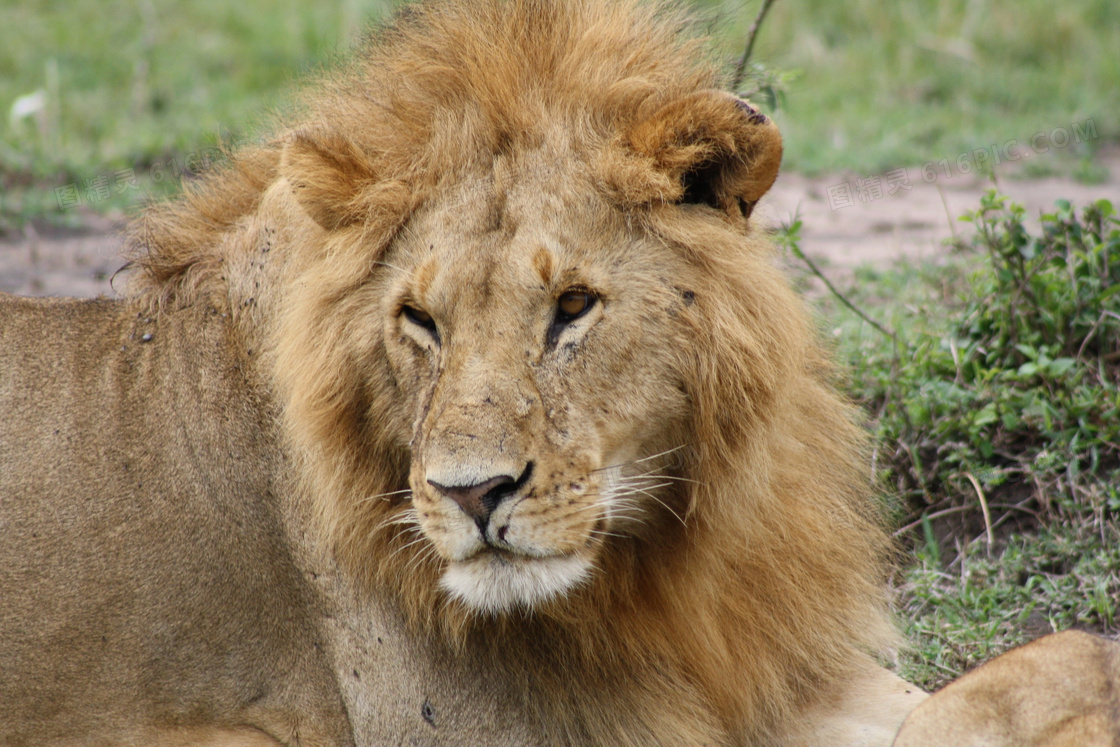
124;0;897;741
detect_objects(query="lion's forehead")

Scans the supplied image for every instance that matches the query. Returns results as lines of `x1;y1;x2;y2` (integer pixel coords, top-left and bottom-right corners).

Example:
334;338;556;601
396;188;632;308
396;179;688;311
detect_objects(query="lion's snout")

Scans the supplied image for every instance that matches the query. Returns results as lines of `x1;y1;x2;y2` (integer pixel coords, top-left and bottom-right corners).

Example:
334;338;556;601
417;445;598;612
427;461;534;530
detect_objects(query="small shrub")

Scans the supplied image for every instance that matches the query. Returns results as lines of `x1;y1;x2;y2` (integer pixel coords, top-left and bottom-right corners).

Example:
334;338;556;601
857;193;1120;533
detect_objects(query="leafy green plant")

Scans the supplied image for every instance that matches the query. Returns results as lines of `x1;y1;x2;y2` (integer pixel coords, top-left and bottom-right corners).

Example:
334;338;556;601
854;193;1119;533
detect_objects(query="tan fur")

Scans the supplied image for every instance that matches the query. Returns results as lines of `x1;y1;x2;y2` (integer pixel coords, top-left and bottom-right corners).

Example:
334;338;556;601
894;631;1120;746
2;1;926;744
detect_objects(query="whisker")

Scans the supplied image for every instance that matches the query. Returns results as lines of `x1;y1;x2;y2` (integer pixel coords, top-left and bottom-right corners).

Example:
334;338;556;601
358;488;413;503
568;501;607;516
621;485;687;528
392;512;423;527
590;445;686;474
588;446;708;490
623;472;704;486
588;528;628;539
373;260;408;274
605;497;645;511
611;512;649;525
599;492;657;527
398;534;430;552
632;445;686;464
373;508;420;534
619;481;674;494
389;533;431;561
404;543;439;574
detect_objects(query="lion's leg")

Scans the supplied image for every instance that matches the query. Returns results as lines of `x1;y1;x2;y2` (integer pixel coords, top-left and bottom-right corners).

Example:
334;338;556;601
784;655;927;747
892;630;1120;747
104;726;282;747
125;711;346;747
163;727;284;747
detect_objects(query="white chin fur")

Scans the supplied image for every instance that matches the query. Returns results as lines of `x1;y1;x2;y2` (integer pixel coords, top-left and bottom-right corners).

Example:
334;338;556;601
440;553;591;614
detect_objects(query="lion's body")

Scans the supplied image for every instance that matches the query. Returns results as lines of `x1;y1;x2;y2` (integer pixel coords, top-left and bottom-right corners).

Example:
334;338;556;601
0;1;929;744
0;297;348;745
894;631;1120;747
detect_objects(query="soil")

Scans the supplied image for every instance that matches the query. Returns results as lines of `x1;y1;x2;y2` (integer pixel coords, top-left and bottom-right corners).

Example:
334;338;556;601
757;146;1120;282
1;214;129;299
3;150;1119;299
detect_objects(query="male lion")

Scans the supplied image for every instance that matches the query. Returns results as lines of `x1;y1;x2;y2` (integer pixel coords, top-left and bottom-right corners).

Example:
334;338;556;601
0;0;926;744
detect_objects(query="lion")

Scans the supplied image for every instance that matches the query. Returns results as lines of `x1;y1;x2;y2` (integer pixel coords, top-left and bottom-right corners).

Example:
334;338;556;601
893;630;1120;746
0;0;927;744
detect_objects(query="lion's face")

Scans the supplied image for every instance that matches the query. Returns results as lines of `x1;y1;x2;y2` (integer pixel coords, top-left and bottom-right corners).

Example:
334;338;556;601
378;159;693;613
276;82;785;619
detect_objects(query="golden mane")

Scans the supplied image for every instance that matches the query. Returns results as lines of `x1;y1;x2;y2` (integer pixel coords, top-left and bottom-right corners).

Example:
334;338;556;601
124;1;897;741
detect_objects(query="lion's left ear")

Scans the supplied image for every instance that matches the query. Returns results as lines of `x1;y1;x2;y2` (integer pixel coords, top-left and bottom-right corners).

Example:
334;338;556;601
281;129;381;231
617;91;782;218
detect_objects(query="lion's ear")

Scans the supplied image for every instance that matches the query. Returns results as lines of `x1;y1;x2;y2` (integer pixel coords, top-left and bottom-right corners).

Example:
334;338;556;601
623;91;782;218
281;130;379;231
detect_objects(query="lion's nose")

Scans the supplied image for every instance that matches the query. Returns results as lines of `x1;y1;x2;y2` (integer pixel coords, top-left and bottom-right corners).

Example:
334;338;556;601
428;463;533;528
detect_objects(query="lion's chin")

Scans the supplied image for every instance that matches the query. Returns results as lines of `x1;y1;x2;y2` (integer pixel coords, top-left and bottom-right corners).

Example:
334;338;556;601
439;552;592;614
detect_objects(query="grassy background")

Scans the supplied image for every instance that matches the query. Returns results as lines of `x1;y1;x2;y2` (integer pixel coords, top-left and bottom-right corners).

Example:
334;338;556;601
728;0;1120;174
1;0;392;223
3;0;1118;224
3;0;1118;692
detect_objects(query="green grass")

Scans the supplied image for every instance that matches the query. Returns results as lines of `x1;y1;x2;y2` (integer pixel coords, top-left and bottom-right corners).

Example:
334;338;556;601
1;0;392;226
897;523;1119;690
711;0;1120;174
3;0;1117;226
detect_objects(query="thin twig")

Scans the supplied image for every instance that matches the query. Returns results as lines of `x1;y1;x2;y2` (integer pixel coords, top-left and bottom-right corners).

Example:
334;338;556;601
731;0;779;91
1076;311;1106;361
790;241;897;340
893;506;974;537
892;503;1037;538
922;657;965;678
935;183;959;246
962;472;993;559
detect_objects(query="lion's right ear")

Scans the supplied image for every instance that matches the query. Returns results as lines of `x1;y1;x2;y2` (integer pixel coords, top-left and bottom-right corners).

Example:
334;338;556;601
605;90;783;219
281;130;379;231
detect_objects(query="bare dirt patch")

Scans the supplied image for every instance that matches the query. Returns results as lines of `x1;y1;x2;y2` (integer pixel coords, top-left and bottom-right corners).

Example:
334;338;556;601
0;214;127;298
3;150;1119;300
758;148;1120;279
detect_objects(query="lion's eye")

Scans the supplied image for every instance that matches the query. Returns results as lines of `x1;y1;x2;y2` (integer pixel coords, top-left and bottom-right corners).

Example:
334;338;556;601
402;304;439;340
556;290;596;322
